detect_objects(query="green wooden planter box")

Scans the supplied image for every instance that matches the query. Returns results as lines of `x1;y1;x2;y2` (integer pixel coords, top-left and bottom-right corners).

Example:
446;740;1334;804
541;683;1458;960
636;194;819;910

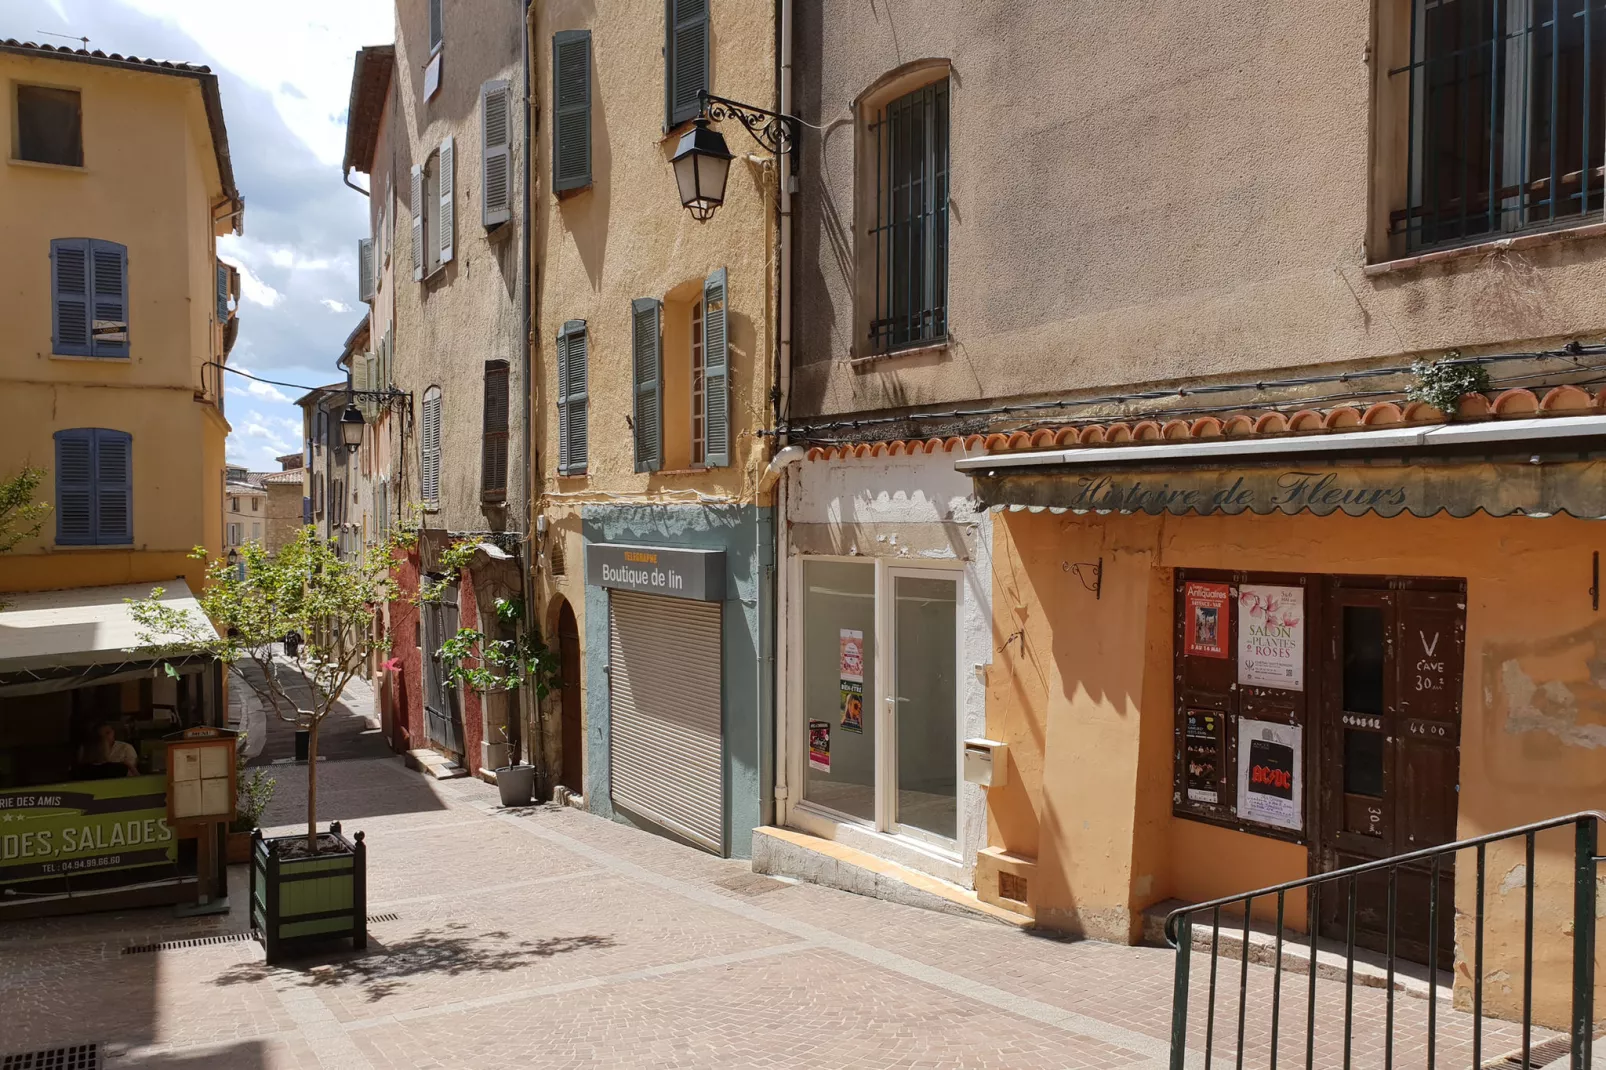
250;822;367;964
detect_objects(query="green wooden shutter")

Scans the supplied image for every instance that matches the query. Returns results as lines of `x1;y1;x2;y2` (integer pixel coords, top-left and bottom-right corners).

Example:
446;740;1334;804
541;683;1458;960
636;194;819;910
702;268;729;467
565;320;589;473
53;428;94;544
482;360;510;498
94;429;133;544
555;328;571;475
666;0;710;129
631;298;663;473
552;30;592;192
90;240;129;357
481;80;513;227
50;238;91;356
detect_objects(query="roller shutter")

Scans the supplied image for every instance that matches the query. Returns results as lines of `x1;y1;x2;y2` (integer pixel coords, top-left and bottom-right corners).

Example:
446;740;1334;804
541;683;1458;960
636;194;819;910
608;590;723;853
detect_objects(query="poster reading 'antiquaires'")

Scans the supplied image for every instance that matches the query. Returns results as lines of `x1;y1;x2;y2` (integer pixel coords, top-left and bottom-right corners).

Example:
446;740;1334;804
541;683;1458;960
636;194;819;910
1237;584;1305;690
1184;710;1221;804
1236;719;1302;831
1183;582;1230;659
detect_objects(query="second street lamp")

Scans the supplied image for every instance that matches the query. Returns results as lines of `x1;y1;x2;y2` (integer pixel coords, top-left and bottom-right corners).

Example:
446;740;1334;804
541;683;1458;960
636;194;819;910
339;404;365;454
673;92;800;222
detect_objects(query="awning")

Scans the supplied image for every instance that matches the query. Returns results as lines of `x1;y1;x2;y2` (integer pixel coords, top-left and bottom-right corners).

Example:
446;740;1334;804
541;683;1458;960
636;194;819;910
956;415;1606;519
0;581;217;675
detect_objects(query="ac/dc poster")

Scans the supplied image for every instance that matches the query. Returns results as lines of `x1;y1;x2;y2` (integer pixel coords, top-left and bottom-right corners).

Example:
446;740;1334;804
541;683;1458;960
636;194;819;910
1184;710;1221;804
1237;718;1302;831
1183;582;1230;659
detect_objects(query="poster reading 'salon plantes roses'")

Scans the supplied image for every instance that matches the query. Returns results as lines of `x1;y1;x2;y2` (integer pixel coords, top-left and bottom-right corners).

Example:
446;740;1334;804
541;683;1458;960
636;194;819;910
1237;584;1304;691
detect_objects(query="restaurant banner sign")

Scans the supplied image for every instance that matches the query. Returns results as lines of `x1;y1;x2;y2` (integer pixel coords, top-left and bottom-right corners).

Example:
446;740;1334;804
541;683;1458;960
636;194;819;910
973;461;1606;519
0;774;175;885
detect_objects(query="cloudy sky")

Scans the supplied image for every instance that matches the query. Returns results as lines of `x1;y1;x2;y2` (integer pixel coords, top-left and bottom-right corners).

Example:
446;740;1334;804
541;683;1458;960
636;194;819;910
11;0;394;469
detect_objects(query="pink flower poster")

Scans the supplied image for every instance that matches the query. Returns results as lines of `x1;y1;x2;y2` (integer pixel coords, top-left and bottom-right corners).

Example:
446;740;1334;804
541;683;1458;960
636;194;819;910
1237;584;1304;691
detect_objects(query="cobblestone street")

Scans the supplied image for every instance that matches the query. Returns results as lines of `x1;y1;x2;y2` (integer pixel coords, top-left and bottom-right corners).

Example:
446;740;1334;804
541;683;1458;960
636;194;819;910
0;757;1558;1069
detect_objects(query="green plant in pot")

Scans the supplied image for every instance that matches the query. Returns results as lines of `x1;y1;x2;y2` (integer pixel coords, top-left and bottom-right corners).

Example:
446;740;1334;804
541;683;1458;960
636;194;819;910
129;526;398;960
226;732;276;863
438;595;560;807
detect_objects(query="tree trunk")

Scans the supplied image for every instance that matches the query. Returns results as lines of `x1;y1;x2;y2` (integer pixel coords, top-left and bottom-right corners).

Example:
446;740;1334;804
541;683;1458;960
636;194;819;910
306;716;319;854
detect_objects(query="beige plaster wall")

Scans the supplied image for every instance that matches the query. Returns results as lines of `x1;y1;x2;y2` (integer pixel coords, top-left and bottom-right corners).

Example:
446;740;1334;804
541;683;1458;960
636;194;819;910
791;0;1606;420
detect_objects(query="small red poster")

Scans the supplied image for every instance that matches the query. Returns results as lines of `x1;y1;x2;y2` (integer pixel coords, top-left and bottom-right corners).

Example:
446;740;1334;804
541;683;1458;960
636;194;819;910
1184;582;1230;658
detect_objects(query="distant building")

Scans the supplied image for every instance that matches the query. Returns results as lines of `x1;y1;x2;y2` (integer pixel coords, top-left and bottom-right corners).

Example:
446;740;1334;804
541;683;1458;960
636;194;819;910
258;469;305;556
223;464;267;552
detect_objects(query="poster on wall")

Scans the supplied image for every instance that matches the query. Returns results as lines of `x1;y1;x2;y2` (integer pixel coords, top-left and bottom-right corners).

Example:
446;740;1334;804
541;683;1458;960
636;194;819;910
1236;719;1302;831
839;629;865;733
1237;584;1305;690
1183;582;1230;659
808;721;831;772
1184;710;1222;804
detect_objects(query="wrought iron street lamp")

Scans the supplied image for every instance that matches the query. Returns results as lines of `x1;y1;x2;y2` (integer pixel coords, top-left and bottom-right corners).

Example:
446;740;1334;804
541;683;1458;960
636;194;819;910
339;404;366;454
673;92;800;222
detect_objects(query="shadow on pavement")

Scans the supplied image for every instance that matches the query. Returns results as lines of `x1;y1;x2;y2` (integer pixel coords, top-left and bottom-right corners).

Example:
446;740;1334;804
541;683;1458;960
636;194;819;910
211;922;615;1003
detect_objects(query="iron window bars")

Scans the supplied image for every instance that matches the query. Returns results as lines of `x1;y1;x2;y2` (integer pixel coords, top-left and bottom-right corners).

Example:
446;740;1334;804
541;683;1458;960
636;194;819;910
869;80;950;355
1394;0;1606;251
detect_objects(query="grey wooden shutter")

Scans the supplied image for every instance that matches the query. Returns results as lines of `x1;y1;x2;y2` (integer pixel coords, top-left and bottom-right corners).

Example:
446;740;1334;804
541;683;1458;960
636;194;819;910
702;268;729;467
429;0;444;51
53;429;94;544
437;136;455;265
565;320;589;473
93;430;132;544
51;238;91;356
631;298;663;473
482;360;510;498
421;389;442;504
552;30;592;192
217;261;230;321
410;164;425;281
91;241;129;358
481;80;512;227
666;0;710;129
555;329;571;475
358;238;374;302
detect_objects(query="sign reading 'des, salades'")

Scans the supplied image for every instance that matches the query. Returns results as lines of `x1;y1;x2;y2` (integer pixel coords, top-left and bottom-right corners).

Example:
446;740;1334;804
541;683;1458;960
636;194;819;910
588;544;726;602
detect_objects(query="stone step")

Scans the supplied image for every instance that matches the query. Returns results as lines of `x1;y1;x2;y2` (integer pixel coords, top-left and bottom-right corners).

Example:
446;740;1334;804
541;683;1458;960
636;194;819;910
404;749;468;780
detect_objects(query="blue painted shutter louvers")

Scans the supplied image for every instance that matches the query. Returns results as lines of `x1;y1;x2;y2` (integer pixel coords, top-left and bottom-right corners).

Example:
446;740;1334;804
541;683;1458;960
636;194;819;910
94;429;133;544
90;240;129;357
563;320;588;474
667;0;710;129
632;298;663;473
702;268;729;468
54;428;131;545
51;238;91;356
216;262;230;322
552;31;592;192
54;429;94;544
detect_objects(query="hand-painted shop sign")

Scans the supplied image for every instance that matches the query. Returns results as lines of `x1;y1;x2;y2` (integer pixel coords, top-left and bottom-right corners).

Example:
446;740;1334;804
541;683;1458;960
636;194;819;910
0;774;176;885
588;543;726;602
975;461;1606;519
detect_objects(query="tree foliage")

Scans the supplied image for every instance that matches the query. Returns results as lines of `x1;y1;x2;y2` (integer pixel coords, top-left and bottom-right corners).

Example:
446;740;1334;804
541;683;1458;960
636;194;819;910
0;466;49;555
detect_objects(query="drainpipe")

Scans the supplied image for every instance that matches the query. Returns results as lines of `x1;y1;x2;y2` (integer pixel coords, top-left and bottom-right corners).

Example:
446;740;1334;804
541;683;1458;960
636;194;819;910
343;167;370;197
771;0;796;824
521;0;540;773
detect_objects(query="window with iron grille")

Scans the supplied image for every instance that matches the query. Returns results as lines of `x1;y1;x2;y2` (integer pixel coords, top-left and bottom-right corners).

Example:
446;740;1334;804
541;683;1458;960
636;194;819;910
868;79;950;354
1395;0;1606;251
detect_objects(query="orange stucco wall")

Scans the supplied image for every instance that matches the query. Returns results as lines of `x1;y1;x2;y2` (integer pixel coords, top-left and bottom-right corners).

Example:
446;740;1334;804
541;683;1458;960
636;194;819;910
989;503;1606;1020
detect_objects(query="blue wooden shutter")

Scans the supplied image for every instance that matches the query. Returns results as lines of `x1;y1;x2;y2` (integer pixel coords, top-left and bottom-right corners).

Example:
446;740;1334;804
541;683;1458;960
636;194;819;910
631;299;663;473
50;238;91;356
93;429;133;544
666;0;710;129
555;328;571;475
90;240;129;357
565;320;589;473
552;30;592;192
54;429;94;544
702;268;729;467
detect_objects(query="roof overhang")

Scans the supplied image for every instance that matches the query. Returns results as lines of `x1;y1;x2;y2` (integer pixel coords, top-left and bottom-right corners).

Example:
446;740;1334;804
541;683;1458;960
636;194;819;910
342;45;395;175
0;581;218;675
958;415;1606;519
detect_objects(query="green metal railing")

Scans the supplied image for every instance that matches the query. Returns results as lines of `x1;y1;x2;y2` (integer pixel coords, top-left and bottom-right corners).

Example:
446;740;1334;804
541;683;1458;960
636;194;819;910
1166;812;1603;1070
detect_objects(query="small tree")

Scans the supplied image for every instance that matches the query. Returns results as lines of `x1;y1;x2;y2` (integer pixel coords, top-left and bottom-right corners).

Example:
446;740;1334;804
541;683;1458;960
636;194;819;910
0;467;49;609
130;527;396;853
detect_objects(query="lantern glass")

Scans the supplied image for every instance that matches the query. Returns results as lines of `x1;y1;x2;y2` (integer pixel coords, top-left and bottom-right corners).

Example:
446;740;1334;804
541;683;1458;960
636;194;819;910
672;118;733;220
339;405;365;451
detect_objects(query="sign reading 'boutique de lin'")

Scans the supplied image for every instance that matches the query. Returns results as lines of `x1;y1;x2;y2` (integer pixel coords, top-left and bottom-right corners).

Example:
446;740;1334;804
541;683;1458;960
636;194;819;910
588;543;726;602
0;774;176;885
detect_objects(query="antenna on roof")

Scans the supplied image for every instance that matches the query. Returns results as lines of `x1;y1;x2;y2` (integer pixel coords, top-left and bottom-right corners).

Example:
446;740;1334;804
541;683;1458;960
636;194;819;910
35;30;91;48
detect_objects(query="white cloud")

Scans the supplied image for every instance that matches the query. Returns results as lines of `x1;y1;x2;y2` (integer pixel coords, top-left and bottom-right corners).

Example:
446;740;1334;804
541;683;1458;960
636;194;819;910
268;247;336;272
321;299;354;313
219;252;284;309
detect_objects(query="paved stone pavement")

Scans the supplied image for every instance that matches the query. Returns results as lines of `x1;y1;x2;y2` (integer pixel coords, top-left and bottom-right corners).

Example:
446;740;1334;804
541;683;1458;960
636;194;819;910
227;653;388;766
0;757;1566;1069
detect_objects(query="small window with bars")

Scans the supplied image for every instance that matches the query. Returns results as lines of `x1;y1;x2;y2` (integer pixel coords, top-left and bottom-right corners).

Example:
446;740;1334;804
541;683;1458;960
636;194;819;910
1393;0;1606;251
868;78;950;355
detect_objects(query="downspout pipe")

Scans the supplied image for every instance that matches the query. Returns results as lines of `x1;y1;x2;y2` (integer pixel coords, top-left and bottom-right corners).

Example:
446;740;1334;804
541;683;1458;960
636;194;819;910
771;0;797;826
521;0;540;772
343;167;370;197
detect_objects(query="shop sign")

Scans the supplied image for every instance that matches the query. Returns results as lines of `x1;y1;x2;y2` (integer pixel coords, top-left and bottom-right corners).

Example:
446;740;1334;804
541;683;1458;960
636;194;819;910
588;543;726;602
0;774;175;885
1184;582;1230;658
1184;710;1222;804
1238;584;1304;690
808;721;831;772
1237;719;1302;831
839;629;865;733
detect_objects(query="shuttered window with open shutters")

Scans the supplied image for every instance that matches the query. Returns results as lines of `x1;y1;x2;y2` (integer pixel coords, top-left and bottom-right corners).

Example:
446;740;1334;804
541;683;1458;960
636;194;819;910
52;238;128;358
631;298;663;473
666;0;710;130
552;30;592;193
556;320;588;475
701;268;729;467
421;386;442;506
217;261;230;322
357;238;374;302
410;164;425;281
54;428;132;546
437;136;455;266
481;80;513;227
482;360;510;499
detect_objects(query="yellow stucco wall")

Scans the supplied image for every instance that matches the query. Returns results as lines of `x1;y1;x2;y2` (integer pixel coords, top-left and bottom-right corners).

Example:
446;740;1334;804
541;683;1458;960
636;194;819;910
990;505;1606;1022
0;51;233;595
